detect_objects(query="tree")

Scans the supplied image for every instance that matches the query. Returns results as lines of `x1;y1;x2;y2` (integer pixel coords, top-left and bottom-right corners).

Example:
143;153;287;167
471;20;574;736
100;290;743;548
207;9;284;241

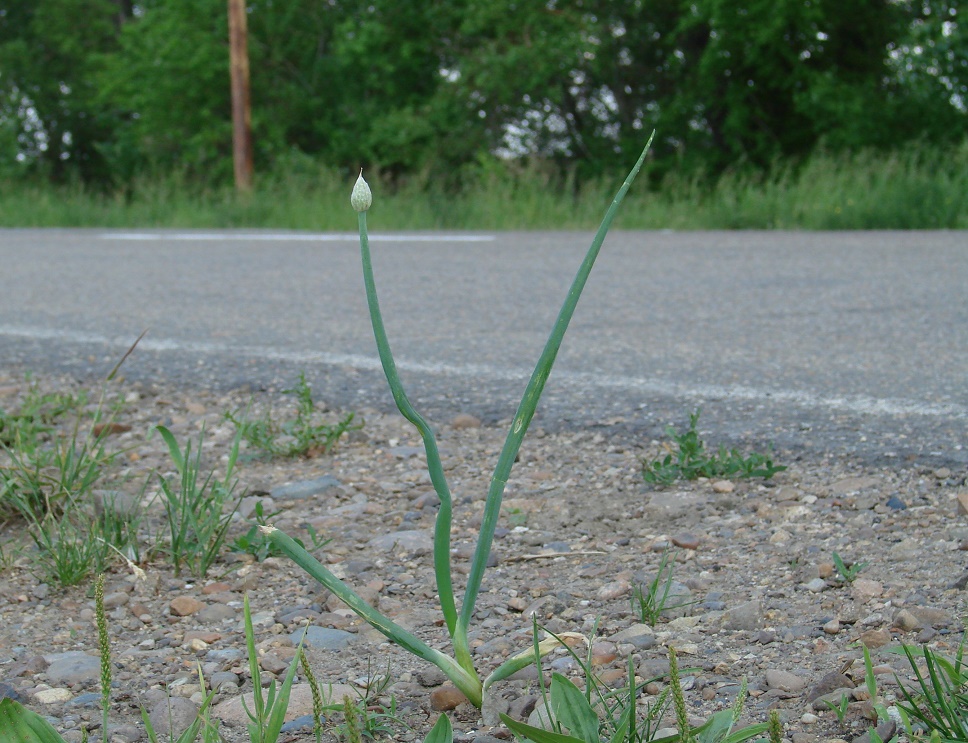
0;0;121;182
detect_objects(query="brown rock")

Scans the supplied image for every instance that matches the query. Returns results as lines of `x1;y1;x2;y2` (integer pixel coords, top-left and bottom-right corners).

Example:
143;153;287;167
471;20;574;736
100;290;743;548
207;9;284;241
169;597;206;617
850;579;883;602
892;609;922;632
202;582;232;595
597;580;631;601
908;606;954;628
259;653;289;674
712;480;735;493
957;492;968;516
92;422;132;437
671;533;700;550
451;414;482;429
818;562;835;579
183;631;221;644
831;476;880;495
859;628;892;648
430;685;468;711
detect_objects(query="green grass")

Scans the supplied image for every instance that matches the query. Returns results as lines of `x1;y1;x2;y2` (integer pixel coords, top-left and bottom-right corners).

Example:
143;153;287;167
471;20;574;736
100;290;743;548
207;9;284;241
642;409;785;487
2;141;966;230
225;373;362;459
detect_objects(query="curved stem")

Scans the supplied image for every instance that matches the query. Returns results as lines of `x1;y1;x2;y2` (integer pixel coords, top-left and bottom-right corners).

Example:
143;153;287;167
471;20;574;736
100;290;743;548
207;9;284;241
357;212;458;639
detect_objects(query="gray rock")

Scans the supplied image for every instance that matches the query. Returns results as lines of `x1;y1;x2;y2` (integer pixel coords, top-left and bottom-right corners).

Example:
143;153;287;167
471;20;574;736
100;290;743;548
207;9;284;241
290;626;354;650
806;672;855;703
148;697;199;739
44;652;101;685
271;476;342;500
206;648;244;664
721;600;763;631
611;623;657;649
527;699;558;731
0;682;22;702
366;529;433;557
109;723;141;743
765;669;808;693
811;689;854;711
197;604;236;623
66;692;101;707
804;578;828;593
908;606;955;628
643;492;709;519
210;672;239;691
852;720;897;743
416;667;448;687
280;714;318;732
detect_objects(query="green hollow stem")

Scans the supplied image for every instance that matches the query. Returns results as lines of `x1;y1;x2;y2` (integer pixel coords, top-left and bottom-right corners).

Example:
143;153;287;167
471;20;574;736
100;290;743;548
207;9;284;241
458;132;656;632
357;211;460;649
263;527;482;706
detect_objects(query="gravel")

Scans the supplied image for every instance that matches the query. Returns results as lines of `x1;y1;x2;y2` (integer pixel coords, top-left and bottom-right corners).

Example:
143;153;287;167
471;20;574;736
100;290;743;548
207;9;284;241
1;372;967;743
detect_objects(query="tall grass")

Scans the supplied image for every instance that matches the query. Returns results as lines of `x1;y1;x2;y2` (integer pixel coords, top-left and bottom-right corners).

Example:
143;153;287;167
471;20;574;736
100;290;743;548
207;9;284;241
1;141;965;230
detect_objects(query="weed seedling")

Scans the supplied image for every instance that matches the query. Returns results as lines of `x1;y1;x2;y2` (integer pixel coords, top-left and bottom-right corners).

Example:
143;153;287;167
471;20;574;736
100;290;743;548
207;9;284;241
227;373;361;458
893;634;968;740
156;425;243;578
631;549;696;627
642;409;785;487
824;692;851;724
832;552;868;584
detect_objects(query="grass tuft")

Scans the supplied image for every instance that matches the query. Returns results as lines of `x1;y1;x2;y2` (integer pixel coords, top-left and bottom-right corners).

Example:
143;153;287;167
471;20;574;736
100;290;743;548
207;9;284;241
642;409;785;487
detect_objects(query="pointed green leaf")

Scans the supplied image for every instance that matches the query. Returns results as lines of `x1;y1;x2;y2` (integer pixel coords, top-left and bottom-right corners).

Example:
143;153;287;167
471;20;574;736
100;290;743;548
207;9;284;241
0;698;68;743
550;674;601;743
499;713;586;743
423;713;454;743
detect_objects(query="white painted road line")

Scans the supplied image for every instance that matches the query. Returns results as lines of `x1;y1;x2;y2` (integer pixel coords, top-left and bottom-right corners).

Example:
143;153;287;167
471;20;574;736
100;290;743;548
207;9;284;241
100;233;496;242
2;324;964;421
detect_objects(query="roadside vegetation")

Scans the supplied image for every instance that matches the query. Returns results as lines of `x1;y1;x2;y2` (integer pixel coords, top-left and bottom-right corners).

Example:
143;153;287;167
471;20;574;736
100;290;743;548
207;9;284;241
2;141;966;230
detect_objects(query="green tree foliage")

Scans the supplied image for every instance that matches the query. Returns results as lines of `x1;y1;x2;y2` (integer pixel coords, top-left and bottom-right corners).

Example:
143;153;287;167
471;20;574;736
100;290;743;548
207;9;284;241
0;0;122;182
0;0;964;188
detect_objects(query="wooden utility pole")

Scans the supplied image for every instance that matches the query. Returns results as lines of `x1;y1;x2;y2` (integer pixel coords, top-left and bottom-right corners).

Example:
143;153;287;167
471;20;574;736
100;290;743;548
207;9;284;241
228;0;254;193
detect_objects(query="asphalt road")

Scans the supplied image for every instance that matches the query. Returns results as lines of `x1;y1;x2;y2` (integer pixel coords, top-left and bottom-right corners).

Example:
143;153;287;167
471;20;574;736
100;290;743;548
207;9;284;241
1;228;966;469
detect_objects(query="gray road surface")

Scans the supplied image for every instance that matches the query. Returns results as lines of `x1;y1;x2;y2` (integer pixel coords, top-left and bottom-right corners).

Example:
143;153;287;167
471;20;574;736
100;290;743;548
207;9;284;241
1;228;966;469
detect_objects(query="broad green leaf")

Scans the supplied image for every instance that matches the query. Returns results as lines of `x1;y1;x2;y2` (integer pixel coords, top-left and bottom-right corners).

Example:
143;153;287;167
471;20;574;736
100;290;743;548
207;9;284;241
423;713;454;743
0;698;68;743
550;674;601;743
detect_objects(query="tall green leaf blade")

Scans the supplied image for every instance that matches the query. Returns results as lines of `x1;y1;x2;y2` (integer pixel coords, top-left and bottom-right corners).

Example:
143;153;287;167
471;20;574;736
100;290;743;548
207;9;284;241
155;425;185;473
460;132;656;629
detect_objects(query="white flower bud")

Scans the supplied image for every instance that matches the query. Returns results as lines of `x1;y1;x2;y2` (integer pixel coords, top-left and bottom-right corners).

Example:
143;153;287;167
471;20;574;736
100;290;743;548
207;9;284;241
351;170;372;212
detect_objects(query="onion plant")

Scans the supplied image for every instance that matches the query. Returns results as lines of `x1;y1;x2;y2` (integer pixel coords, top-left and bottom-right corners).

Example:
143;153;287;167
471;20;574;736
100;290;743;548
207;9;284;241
263;134;655;709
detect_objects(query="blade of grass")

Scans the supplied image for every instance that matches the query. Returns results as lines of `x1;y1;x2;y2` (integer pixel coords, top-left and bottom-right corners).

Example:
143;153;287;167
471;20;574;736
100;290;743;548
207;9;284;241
458;131;655;638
